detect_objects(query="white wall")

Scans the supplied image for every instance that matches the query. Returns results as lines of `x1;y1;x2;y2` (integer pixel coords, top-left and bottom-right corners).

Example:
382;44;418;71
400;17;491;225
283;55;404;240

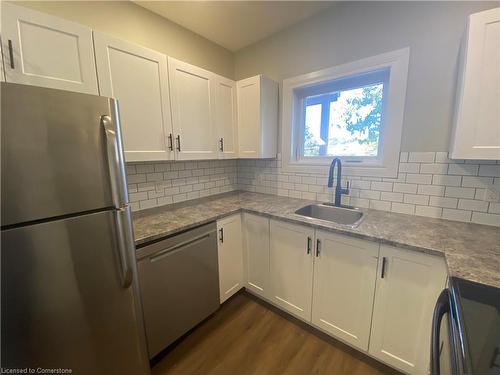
16;1;234;79
234;1;499;151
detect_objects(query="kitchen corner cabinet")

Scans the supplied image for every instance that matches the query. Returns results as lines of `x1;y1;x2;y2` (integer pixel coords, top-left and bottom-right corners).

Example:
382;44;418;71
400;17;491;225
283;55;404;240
168;57;217;160
215;75;239;159
237;75;278;159
1;2;98;94
243;213;270;299
312;231;379;351
369;245;447;375
450;7;500;159
94;33;173;162
217;214;244;303
269;220;314;321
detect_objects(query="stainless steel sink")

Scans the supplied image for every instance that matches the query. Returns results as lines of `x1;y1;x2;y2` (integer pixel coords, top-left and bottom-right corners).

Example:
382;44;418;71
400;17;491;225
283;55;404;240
295;203;365;227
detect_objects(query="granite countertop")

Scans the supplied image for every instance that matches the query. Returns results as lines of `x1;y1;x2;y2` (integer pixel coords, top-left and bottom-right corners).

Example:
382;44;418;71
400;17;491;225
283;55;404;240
132;191;500;290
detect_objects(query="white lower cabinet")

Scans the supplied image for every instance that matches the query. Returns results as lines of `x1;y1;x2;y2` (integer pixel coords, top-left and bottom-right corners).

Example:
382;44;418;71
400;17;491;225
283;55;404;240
311;231;379;351
242;213;270;299
269;220;314;321
217;214;244;303
369;245;447;375
218;215;447;375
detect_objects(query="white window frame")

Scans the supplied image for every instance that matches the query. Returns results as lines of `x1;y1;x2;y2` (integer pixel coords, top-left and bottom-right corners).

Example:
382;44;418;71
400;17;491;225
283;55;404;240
281;48;410;177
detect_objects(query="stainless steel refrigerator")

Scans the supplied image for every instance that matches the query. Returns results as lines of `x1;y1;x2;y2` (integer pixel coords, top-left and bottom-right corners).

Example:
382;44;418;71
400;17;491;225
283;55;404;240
1;82;150;374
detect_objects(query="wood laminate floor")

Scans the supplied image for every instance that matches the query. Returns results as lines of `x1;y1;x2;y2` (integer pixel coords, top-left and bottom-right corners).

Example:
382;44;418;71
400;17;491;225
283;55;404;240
152;292;401;375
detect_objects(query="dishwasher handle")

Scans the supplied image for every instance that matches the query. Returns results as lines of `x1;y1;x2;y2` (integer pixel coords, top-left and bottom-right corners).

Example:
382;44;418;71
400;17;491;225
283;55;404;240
149;234;210;262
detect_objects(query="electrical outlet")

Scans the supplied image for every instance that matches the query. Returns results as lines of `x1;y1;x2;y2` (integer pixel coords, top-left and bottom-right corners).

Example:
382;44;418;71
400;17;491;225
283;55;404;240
483;187;500;202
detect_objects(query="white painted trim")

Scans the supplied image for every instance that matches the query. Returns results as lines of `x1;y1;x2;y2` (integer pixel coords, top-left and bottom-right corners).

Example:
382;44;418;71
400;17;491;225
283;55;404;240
281;48;410;177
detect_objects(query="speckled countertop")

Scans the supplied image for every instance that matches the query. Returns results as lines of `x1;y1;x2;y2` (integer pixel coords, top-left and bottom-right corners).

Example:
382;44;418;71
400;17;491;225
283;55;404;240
132;191;500;290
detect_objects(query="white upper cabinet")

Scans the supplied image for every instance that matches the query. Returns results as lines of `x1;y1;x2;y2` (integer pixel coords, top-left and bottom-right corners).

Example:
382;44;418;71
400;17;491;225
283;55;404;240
237;75;278;159
1;3;98;94
0;38;5;82
168;57;217;160
369;245;447;375
312;231;379;351
217;214;244;303
269;219;314;321
215;75;238;159
243;213;270;299
94;32;173;162
450;7;500;159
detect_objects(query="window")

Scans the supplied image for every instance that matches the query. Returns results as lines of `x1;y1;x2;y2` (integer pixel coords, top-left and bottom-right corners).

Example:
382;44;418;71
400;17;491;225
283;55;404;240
282;48;410;177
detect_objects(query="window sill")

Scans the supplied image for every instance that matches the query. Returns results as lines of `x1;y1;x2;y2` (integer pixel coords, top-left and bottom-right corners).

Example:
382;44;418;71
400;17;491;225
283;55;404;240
282;158;399;178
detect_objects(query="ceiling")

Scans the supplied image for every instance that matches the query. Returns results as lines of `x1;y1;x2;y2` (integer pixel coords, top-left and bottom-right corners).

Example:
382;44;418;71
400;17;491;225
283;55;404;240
134;1;334;52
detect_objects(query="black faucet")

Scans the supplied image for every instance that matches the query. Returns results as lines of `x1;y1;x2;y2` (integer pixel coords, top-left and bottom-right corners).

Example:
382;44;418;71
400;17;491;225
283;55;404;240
327;157;350;207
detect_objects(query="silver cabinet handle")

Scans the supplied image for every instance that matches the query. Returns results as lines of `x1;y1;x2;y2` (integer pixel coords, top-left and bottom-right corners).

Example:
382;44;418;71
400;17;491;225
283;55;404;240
381;257;388;278
8;40;14;69
316;239;321;257
176;135;181;152
168;133;173;151
114;207;134;288
219;137;224;152
101;110;128;208
219;227;224;243
306;236;312;254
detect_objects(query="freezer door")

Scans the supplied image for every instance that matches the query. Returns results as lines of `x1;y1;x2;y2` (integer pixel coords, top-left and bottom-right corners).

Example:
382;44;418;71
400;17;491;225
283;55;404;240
1;209;149;375
1;82;128;226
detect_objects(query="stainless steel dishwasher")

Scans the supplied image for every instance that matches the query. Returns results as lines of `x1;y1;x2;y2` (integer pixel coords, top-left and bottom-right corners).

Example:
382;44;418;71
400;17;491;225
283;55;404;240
136;223;219;359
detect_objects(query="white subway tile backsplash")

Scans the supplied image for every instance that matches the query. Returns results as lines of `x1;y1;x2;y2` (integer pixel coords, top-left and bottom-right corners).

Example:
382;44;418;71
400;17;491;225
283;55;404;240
442;208;472;222
444;187;475;199
380;191;404;202
391;202;415;215
415;205;442;218
419;163;448;175
478;165;500;177
408;152;435;163
404;194;429;206
461;176;494;188
471;212;500;226
417;184;445;197
429;196;458;209
393;183;418;194
448;163;479;176
399;163;420;173
406;173;432;184
125;152;499;227
432;175;462;187
458;199;489;212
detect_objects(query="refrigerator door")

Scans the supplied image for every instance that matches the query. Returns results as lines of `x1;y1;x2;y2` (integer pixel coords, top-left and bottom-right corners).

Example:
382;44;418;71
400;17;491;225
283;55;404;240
1;208;149;374
1;82;128;227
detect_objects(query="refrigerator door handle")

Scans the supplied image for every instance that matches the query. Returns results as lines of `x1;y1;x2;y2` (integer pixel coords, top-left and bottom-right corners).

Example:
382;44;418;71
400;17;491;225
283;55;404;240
115;206;135;288
101;109;128;208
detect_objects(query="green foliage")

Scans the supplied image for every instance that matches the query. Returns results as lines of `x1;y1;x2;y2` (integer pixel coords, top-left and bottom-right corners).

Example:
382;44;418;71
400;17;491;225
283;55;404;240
342;84;382;145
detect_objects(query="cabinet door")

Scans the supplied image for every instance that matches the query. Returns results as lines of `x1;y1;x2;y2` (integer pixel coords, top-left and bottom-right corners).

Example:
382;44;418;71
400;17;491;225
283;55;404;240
237;76;261;158
217;214;244;303
1;37;5;82
215;76;238;159
168;58;217;160
451;7;500;159
312;231;379;351
2;3;98;94
94;33;173;162
269;220;314;321
243;213;270;299
369;245;447;375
